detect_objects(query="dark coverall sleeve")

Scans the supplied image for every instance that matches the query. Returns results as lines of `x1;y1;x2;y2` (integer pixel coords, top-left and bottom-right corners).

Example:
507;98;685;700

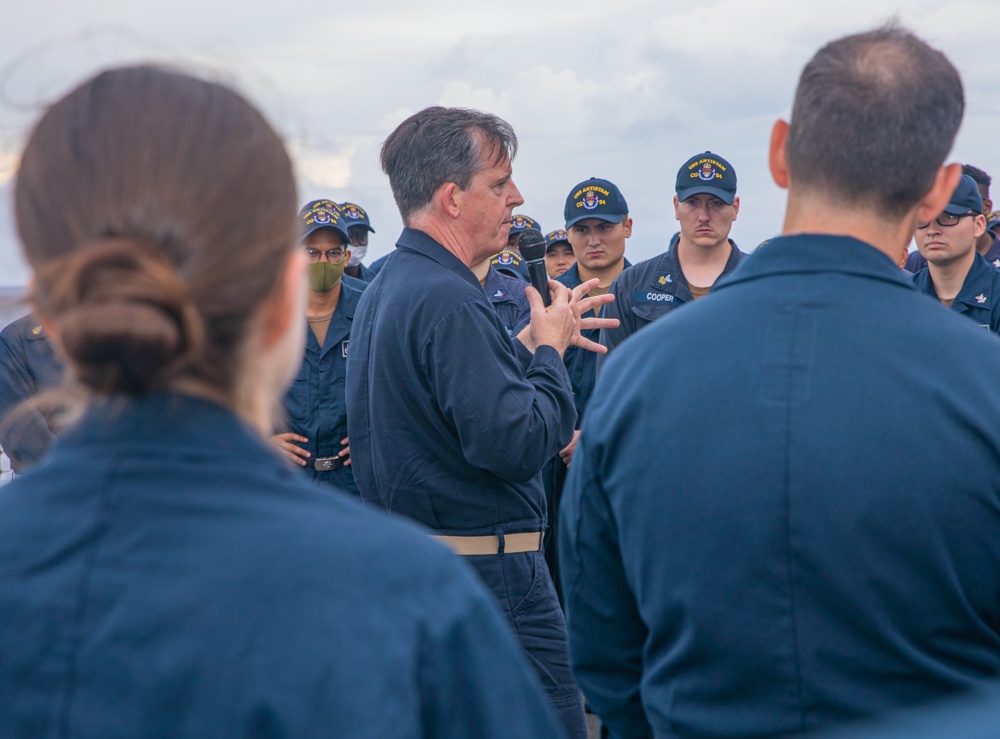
425;301;577;482
559;431;652;739
0;330;56;472
597;274;636;374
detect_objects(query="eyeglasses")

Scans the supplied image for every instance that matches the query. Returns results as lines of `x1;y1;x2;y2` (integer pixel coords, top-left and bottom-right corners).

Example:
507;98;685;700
916;212;975;229
304;247;347;264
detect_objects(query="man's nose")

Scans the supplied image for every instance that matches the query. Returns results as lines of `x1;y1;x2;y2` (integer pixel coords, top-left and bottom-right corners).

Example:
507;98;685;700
508;180;525;208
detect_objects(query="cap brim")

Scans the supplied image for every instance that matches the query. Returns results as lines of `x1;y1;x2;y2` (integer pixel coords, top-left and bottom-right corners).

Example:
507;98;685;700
344;222;375;234
302;223;350;242
565;213;625;229
677;186;735;205
942;203;980;215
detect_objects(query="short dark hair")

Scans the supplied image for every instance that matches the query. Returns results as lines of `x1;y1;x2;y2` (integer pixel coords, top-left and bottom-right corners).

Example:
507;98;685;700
962;164;991;193
380;106;517;222
785;25;964;217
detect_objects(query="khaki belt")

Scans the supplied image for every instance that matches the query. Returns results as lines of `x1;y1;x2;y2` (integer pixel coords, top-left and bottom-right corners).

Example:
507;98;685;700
431;531;543;556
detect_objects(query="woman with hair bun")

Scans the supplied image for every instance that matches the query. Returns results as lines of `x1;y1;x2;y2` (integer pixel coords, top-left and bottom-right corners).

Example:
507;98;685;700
0;66;564;737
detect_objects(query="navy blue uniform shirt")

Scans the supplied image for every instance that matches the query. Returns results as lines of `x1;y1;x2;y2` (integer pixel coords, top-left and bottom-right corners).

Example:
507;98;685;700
483;265;530;336
346;228;576;535
0;393;566;737
599;233;745;362
912;251;1000;333
346;262;377;283
368;252;390;277
280;279;364;492
0;314;63;472
556;259;629;422
562;234;1000;738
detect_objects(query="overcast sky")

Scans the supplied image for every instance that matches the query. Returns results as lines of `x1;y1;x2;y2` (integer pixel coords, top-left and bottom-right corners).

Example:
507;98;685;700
1;0;997;286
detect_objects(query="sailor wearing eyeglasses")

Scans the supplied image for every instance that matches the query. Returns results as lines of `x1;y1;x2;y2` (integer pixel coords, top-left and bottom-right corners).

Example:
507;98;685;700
912;174;1000;333
268;199;363;493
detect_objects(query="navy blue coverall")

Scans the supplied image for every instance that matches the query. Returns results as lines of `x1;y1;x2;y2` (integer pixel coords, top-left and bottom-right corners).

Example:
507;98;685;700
562;235;1000;737
0;393;566;738
0;313;63;472
280;279;364;493
911;251;1000;333
483;264;530;335
346;228;586;738
598;233;744;363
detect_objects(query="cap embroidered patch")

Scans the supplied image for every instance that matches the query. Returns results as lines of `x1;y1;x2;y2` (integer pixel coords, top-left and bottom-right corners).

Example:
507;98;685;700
492;249;522;267
675;151;737;204
564;178;629;228
581;189;604;210
299;199;350;242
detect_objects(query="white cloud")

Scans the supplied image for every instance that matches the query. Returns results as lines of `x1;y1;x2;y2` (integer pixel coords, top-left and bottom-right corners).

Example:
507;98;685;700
289;144;355;191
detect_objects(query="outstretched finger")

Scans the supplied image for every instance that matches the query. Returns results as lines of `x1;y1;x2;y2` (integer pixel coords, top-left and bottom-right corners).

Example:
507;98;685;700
571;277;601;301
578;293;616;314
572;335;610;354
580;316;620;332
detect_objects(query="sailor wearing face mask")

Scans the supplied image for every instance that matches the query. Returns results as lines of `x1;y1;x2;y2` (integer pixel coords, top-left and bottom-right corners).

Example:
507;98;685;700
340;201;378;283
269;199;362;494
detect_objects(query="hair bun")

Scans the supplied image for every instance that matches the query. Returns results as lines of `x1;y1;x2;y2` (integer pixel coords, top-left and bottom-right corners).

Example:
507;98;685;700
38;237;205;395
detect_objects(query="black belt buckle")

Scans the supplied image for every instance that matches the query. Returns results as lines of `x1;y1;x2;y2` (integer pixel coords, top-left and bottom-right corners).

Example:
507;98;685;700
313;456;343;471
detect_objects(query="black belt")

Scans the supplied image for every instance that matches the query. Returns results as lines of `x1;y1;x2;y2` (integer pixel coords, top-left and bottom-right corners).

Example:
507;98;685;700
312;456;344;471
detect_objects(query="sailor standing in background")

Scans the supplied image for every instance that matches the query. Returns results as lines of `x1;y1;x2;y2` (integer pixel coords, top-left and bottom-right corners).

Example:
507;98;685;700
270;200;362;493
0;313;62;474
340;201;378;282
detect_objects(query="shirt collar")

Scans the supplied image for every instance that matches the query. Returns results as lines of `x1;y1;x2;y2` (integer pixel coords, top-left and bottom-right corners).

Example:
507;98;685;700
716;234;914;294
396;227;480;290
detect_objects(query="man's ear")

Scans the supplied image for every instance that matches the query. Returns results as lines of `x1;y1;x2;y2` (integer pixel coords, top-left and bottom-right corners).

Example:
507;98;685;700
436;182;461;220
914;163;963;226
769;119;791;190
974;213;987;239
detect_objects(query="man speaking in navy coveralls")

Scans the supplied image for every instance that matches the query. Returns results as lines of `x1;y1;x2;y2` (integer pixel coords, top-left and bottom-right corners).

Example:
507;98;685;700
346;106;615;739
560;25;1000;738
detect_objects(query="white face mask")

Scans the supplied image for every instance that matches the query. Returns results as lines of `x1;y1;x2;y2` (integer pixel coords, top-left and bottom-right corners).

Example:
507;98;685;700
348;245;367;267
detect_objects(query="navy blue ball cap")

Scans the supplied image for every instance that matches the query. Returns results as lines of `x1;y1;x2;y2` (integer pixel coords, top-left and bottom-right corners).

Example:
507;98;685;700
675;151;737;205
299;199;351;243
509;214;541;236
943;174;984;215
564;178;629;228
544;229;570;251
338;202;375;233
987;210;1000;231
